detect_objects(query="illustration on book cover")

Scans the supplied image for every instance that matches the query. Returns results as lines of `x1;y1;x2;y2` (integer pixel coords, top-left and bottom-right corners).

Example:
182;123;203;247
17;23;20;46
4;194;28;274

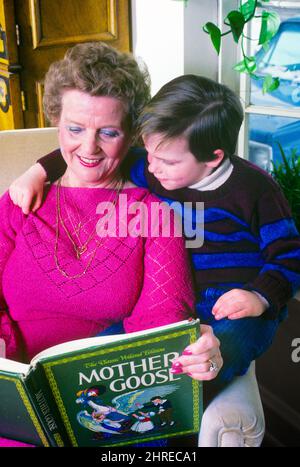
76;384;179;440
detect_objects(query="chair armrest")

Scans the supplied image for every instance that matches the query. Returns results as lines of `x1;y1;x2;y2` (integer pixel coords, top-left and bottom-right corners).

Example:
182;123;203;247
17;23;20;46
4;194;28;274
198;361;265;447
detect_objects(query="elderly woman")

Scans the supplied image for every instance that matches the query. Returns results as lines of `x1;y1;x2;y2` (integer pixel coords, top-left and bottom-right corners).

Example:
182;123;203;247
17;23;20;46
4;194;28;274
0;42;222;446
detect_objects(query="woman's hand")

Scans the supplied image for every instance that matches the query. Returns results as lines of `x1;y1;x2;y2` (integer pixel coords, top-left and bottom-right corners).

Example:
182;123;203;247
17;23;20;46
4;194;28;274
9;163;47;215
171;324;223;381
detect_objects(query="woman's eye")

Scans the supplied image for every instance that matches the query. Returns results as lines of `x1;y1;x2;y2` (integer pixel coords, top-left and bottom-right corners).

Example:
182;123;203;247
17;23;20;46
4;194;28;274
67;127;82;134
99;129;120;139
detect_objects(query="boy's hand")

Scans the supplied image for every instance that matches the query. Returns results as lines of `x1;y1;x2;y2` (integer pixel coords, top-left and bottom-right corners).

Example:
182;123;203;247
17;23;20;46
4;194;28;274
212;289;267;320
9;164;47;215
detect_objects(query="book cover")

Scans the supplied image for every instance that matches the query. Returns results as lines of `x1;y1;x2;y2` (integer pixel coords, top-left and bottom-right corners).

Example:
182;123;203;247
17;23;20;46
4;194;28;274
0;319;201;447
0;370;50;446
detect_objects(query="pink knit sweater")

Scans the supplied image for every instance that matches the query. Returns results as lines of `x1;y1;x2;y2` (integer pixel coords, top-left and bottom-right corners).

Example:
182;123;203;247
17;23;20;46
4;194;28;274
0;185;195;364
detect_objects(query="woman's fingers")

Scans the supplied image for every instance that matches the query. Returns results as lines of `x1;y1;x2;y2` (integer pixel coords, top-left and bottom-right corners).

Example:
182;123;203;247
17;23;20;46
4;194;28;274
171;353;223;381
171;323;223;381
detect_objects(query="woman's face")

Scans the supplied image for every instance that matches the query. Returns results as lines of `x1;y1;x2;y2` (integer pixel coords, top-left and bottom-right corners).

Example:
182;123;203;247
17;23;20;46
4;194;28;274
57;89;132;187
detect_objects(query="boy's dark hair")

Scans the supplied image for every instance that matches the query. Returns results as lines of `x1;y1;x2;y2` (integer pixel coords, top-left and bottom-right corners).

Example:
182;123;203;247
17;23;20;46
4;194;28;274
138;74;244;162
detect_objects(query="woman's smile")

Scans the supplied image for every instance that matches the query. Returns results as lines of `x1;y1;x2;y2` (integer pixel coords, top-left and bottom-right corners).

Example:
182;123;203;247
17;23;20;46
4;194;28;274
76;155;103;168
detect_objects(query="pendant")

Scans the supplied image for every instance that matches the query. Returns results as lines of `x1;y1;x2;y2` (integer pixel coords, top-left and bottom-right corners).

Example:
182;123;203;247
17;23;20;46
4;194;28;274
76;245;87;259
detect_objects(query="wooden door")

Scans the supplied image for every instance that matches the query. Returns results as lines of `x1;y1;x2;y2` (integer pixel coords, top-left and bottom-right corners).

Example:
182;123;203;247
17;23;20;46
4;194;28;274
0;0;23;130
14;0;131;129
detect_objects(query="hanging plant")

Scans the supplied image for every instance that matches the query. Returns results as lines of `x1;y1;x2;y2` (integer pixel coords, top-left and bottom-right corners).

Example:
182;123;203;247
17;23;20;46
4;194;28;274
203;0;280;93
173;0;281;93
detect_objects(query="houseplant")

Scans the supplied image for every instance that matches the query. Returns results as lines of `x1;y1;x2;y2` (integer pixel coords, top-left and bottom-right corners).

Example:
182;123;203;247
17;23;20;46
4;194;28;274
272;143;300;232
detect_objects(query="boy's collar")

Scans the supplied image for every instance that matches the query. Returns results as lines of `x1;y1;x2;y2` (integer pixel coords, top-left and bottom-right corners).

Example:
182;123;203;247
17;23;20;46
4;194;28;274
188;158;233;191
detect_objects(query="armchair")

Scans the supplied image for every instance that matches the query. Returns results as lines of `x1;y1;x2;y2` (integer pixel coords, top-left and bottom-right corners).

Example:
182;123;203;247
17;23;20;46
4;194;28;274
0;128;58;195
199;361;265;447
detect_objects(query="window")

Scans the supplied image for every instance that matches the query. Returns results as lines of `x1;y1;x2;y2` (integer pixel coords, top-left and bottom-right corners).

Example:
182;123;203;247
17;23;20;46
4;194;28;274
237;1;300;172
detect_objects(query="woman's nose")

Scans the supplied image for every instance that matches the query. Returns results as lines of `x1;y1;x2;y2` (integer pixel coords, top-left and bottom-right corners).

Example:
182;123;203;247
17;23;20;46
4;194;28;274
81;134;100;155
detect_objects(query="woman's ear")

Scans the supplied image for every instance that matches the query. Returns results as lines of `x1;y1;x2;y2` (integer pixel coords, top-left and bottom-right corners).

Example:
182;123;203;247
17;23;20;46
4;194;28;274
206;149;225;168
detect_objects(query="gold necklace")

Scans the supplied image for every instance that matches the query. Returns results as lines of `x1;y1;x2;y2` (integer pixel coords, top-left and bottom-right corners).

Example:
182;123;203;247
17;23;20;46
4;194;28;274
54;177;124;279
58;177;123;258
61;180;105;240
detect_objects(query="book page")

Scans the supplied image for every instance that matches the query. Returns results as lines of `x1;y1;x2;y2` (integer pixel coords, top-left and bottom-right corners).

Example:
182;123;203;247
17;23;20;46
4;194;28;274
0;357;30;375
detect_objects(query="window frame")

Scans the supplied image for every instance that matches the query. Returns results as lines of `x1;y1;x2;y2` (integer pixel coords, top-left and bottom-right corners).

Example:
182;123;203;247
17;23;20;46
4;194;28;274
217;0;300;160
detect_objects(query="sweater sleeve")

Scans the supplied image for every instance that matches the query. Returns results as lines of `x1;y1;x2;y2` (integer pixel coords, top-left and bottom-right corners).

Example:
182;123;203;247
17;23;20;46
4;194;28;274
0;192;25;358
37;149;66;183
124;199;195;332
244;187;300;319
126;147;162;192
38;146;151;186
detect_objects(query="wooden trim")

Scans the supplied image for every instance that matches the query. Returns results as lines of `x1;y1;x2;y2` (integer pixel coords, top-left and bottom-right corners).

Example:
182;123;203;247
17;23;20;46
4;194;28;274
36;81;46;128
107;0;117;38
29;0;118;49
0;0;18;66
0;67;23;129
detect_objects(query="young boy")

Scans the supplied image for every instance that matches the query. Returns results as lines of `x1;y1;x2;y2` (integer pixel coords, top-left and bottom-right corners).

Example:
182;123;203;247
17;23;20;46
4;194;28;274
9;75;300;386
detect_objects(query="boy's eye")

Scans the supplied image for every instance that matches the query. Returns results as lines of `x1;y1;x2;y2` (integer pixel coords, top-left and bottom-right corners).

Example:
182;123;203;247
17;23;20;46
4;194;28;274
163;160;176;166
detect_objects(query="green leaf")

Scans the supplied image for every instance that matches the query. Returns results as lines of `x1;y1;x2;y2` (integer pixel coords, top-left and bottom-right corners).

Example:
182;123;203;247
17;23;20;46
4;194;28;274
276;142;292;177
234;56;257;74
239;0;256;21
225;10;245;43
259;11;280;45
262;74;280;93
262;41;270;52
203;22;221;54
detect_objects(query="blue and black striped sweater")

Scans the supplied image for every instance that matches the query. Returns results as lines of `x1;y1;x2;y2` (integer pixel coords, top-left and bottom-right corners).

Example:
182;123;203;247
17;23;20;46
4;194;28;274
127;148;300;319
126;148;300;382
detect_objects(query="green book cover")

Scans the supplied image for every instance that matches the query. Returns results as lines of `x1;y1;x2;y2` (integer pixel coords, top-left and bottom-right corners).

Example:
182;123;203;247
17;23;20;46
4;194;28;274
0;367;50;446
0;319;202;447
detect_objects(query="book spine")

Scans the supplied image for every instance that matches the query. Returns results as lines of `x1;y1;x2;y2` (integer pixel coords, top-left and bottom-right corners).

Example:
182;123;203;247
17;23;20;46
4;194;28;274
24;363;70;446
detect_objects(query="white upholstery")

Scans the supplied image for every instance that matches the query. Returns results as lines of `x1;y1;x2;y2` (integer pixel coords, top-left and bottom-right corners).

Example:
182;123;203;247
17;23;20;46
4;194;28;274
0;129;266;447
199;362;265;447
0;128;58;195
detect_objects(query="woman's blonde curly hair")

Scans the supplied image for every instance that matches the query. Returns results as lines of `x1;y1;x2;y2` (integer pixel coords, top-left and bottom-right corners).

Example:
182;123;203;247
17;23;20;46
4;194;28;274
43;41;151;134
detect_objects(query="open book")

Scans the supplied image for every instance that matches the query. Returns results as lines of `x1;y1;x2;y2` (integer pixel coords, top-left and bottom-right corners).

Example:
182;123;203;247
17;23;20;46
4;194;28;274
0;319;202;447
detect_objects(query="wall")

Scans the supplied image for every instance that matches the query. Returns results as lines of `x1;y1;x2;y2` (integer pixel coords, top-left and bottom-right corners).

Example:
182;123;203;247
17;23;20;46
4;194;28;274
257;298;300;447
131;0;218;95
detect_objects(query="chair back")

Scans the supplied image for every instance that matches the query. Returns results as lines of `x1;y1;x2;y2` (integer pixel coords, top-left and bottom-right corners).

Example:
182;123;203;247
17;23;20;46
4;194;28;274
0;128;59;195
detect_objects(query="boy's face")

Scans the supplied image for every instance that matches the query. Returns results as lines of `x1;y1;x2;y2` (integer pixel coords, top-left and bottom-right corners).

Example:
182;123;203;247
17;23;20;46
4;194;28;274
143;134;216;190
